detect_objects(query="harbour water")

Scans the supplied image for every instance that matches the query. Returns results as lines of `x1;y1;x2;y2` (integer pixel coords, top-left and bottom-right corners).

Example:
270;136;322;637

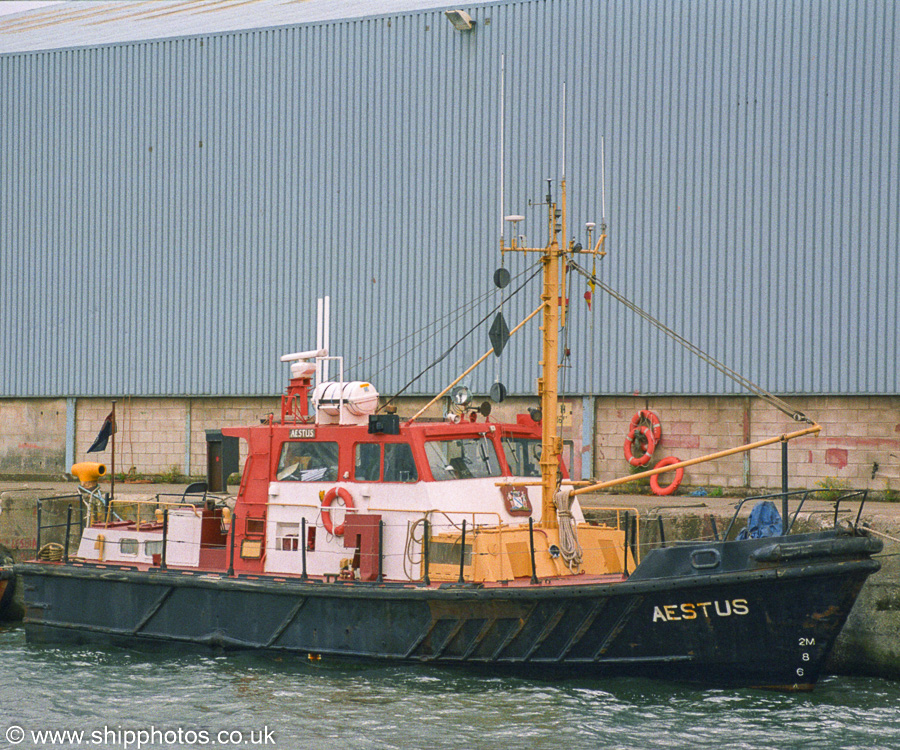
2;622;899;750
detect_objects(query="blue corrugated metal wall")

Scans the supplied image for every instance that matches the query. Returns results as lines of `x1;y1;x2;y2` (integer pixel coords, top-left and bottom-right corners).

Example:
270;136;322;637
1;0;897;398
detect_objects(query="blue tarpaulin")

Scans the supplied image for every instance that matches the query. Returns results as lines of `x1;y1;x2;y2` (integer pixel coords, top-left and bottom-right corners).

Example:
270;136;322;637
737;501;783;540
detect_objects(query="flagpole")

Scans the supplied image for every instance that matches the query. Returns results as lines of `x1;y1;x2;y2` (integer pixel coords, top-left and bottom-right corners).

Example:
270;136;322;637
111;400;116;502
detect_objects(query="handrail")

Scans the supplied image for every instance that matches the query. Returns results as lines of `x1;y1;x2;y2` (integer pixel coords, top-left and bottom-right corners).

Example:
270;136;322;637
722;488;869;541
34;496;85;557
833;490;869;530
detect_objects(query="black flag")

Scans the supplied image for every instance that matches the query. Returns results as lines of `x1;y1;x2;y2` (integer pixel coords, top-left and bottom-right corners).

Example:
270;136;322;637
87;412;116;453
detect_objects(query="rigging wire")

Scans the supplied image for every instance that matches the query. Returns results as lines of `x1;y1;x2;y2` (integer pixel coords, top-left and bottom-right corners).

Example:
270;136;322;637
568;259;812;423
380;264;543;411
346;263;538;381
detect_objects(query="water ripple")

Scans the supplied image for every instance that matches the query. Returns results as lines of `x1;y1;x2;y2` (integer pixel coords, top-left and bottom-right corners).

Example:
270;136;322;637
2;625;899;750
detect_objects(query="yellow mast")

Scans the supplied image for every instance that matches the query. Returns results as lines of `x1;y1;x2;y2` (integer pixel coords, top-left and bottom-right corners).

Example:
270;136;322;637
502;180;569;528
540;185;561;528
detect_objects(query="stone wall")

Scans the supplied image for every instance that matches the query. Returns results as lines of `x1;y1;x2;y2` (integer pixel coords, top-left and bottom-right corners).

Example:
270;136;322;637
75;397;282;477
0;399;67;475
596;395;900;493
2;394;898;492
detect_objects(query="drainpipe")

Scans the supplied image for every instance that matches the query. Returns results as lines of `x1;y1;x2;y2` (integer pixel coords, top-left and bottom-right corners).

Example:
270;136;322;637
742;397;751;487
184;399;192;477
65;397;76;472
582;395;594;480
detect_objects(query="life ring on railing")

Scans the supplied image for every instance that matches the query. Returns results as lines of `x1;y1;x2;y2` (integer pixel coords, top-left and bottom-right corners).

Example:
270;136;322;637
650;456;684;496
628;409;662;443
322;487;355;536
624;424;656;466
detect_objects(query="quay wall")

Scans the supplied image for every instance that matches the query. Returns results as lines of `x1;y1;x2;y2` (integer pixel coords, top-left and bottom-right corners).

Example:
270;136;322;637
1;395;898;494
593;396;900;494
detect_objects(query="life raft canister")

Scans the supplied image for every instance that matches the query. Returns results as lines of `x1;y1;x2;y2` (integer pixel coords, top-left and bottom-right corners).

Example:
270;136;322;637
650;456;684;496
322;487;355;536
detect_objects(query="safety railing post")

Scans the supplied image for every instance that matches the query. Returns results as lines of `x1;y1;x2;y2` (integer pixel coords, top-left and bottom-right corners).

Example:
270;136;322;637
36;499;43;553
529;517;539;585
781;439;790;535
160;508;169;571
63;504;73;563
227;514;236;577
377;519;384;584
423;519;430;586
300;517;308;581
457;519;467;584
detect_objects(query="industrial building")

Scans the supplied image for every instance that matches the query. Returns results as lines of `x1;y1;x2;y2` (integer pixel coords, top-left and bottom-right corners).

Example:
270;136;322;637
1;0;897;491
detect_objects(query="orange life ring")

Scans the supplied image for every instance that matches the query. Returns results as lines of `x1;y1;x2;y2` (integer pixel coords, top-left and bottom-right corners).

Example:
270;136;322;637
322;487;355;536
650;456;684;496
628;409;662;443
624;424;656;467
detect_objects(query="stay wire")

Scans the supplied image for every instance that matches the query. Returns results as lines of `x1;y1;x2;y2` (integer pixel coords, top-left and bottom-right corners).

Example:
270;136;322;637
346;263;538;381
381;264;543;411
568;259;811;423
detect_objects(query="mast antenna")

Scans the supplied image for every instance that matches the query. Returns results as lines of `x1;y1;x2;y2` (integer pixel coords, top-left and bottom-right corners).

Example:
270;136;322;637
561;83;566;182
600;135;607;224
499;53;505;242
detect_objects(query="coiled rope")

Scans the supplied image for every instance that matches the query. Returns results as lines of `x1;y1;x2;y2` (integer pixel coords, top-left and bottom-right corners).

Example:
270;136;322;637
554;487;583;572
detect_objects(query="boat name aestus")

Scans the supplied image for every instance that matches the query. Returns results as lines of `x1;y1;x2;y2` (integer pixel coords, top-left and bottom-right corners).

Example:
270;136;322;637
652;599;749;623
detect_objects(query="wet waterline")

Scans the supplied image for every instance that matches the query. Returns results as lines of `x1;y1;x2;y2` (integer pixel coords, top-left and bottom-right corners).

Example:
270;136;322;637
2;623;899;750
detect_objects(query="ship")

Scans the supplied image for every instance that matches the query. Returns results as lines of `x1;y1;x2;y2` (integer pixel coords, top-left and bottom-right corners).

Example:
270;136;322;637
6;180;882;690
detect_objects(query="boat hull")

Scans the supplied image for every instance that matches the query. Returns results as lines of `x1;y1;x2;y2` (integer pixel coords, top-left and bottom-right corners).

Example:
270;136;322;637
17;532;881;690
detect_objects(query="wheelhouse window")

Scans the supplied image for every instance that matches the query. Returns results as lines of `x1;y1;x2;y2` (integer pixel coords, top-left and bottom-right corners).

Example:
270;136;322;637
355;443;381;481
276;441;339;482
384;443;418;483
354;443;418;483
425;436;502;481
501;437;542;477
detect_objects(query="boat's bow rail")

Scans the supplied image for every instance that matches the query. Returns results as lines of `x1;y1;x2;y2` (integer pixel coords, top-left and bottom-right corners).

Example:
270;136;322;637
722;488;873;539
626;489;883;583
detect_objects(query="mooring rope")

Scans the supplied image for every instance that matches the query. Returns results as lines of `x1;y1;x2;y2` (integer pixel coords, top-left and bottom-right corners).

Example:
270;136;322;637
554;487;583;572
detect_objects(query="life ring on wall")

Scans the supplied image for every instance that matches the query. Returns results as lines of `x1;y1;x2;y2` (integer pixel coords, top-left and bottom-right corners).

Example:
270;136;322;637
322;487;355;536
650;456;684;496
628;409;662;443
624;424;657;467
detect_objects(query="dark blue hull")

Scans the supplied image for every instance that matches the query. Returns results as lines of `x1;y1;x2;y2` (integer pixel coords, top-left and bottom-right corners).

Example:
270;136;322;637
16;530;881;690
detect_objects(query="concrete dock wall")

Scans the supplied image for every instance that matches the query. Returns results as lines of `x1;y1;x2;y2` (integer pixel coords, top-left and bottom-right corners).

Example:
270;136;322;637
594;395;900;495
3;395;899;493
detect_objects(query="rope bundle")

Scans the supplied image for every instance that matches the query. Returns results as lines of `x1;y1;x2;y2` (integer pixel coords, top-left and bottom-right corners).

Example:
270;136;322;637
554;487;583;572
